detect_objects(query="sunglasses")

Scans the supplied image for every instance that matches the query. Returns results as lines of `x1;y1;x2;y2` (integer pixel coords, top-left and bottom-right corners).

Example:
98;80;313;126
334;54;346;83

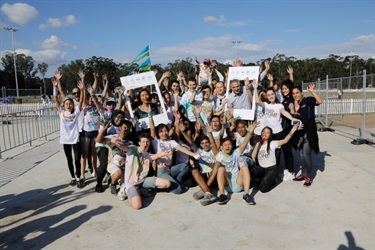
72;92;80;96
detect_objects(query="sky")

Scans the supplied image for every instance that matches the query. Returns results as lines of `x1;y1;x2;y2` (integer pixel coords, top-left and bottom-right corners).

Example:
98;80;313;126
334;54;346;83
0;0;374;77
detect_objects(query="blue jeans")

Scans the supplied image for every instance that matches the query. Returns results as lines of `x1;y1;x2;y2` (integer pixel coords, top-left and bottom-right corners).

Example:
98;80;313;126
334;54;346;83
157;163;189;194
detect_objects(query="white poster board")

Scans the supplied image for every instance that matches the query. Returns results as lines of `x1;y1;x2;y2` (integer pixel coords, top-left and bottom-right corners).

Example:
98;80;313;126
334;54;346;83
120;71;169;131
225;66;259;120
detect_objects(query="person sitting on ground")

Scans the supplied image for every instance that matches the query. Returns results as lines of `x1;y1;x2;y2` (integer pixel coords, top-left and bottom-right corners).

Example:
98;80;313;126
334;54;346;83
179;122;220;206
117;133;172;210
149;118;201;194
96;119;134;195
250;124;299;204
216;121;258;205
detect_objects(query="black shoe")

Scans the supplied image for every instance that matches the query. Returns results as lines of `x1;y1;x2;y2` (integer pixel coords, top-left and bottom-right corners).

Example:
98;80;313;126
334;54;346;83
217;194;228;205
77;178;85;188
95;184;103;193
242;193;256;205
69;179;77;186
110;183;117;195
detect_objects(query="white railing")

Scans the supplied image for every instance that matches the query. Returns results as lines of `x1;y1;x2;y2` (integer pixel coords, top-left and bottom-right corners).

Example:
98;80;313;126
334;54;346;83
316;98;375;116
0;104;60;158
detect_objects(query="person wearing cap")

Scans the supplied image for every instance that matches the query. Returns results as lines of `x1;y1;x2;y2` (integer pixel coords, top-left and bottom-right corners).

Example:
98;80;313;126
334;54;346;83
197;57;212;86
52;70;84;188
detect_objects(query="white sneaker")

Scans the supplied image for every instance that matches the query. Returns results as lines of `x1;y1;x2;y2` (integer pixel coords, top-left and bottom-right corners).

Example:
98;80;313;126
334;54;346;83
117;185;127;201
283;170;294;181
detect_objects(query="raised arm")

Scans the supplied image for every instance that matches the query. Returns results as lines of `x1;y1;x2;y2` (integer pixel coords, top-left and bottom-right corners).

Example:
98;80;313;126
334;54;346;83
77;69;85;111
179;122;198;152
149;117;156;139
54;70;65;100
52;78;60;110
206;124;219;155
244;77;254;106
287;65;294;83
238;121;257;155
278;124;298;147
251;78;265;107
92;72;99;92
307;83;323;104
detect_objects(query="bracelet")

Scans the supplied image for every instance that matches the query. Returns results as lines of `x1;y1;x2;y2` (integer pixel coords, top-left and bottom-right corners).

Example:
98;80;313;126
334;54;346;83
288;133;293;136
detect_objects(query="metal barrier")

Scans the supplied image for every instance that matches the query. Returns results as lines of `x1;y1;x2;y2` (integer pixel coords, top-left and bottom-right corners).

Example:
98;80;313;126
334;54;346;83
0;105;60;158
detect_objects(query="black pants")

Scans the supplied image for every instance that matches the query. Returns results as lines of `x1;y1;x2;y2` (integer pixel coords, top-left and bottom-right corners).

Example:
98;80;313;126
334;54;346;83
63;142;81;178
280;127;295;173
96;147;109;187
250;165;277;193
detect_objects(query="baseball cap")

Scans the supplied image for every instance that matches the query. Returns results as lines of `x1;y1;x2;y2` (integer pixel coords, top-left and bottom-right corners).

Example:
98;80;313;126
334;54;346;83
106;97;116;105
203;58;211;65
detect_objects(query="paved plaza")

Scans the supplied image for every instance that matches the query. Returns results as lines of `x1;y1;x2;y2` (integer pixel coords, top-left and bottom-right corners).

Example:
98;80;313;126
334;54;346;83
0;126;374;249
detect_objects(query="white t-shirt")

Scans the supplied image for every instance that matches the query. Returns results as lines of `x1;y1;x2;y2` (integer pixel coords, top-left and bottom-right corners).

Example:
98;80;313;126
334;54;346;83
59;107;81;144
257;141;279;168
180;91;203;122
197;148;216;173
215;148;241;174
83;106;101;132
254;104;266;135
210;130;227;142
234;132;253;157
152;139;179;167
264;103;284;134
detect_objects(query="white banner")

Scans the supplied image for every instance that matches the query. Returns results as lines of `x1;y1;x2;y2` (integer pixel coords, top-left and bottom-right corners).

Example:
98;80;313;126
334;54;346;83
225;66;259;120
120;71;169;131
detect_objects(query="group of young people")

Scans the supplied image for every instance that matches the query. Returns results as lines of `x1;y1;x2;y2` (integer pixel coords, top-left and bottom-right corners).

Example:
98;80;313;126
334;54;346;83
52;58;323;210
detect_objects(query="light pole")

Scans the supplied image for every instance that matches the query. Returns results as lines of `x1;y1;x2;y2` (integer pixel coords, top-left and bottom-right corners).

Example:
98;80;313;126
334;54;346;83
348;51;355;90
232;40;241;60
4;27;19;98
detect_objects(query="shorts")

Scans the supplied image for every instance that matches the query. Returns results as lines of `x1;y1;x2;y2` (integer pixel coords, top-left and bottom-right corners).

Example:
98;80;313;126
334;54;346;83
127;177;157;199
83;130;98;139
225;171;243;193
107;155;125;176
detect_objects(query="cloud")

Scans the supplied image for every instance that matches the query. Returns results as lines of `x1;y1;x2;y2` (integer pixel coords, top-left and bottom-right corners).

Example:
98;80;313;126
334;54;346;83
15;48;67;66
203;15;247;27
40;35;68;50
1;3;38;25
39;15;79;30
204;15;226;23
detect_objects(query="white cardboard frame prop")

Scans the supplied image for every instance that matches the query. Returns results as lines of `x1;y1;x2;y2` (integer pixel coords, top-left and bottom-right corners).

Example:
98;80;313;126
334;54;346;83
120;71;169;131
225;66;259;120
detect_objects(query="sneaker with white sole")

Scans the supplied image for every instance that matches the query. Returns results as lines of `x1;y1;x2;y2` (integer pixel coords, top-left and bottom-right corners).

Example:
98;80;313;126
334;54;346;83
217;194;228;205
200;192;217;206
117;185;127;200
283;170;295;181
192;190;205;200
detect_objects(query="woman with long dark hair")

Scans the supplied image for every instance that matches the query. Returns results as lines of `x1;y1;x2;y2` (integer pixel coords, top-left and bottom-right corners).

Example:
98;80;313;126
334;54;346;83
291;84;323;187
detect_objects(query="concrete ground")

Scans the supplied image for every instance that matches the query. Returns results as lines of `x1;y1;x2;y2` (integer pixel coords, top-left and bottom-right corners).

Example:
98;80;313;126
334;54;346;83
0;126;374;249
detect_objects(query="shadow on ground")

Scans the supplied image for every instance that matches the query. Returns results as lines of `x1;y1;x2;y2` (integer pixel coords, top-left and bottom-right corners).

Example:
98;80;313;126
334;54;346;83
0;184;112;249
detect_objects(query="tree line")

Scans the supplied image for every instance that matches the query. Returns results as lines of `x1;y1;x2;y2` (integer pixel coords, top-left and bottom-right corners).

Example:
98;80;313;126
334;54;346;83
1;52;374;95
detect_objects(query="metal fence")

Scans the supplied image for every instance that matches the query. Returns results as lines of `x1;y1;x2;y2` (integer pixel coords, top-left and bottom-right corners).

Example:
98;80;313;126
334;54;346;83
0;103;59;158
